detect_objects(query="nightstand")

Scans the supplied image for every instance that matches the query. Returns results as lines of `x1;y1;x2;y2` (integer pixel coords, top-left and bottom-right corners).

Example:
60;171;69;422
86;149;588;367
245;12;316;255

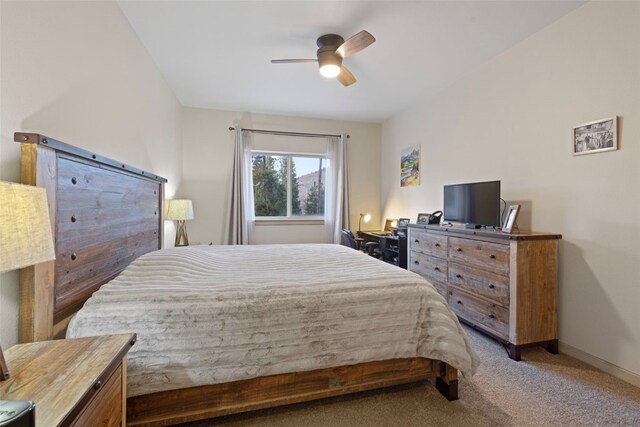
0;333;135;426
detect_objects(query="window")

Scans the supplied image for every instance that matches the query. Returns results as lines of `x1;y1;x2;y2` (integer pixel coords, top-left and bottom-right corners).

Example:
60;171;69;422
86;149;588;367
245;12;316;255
251;153;326;218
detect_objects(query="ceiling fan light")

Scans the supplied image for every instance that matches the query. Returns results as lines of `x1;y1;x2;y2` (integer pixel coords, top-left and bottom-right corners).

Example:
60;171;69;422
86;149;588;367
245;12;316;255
319;64;341;78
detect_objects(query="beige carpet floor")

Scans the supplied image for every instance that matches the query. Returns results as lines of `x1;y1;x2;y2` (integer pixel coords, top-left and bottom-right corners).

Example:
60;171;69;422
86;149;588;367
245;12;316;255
181;326;640;426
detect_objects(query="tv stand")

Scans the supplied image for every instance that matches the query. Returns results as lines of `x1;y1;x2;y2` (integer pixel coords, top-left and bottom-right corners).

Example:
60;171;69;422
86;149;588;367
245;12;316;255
408;224;561;361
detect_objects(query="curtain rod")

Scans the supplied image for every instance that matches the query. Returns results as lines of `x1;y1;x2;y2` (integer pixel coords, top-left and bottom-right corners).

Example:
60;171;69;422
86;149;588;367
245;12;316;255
228;127;350;139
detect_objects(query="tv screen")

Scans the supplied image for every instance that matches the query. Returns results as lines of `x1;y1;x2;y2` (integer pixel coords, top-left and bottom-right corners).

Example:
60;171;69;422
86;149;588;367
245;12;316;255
443;180;501;227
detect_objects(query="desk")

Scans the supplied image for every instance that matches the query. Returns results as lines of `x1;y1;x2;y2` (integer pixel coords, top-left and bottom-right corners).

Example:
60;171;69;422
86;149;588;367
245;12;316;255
358;230;407;269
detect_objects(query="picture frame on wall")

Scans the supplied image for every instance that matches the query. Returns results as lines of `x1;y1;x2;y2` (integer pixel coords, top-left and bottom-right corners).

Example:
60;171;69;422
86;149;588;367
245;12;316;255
416;213;430;224
401;145;420;187
573;116;617;156
502;205;521;234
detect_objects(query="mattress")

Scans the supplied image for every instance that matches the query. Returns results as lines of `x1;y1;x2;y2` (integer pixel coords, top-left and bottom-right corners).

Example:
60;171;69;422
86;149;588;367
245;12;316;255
67;244;480;397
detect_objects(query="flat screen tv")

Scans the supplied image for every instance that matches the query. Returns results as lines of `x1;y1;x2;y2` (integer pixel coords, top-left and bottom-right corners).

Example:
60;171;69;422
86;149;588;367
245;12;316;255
443;180;501;228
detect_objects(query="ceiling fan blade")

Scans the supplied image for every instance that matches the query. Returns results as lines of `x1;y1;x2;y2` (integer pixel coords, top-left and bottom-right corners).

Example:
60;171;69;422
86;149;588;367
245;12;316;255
271;59;318;64
336;30;376;58
336;66;356;87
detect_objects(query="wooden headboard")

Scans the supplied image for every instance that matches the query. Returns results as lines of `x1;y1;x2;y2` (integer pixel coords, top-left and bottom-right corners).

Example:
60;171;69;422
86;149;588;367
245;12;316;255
15;133;167;342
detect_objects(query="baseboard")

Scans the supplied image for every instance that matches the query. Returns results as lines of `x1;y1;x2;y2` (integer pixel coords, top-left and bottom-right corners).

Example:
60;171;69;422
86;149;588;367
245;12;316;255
559;341;640;388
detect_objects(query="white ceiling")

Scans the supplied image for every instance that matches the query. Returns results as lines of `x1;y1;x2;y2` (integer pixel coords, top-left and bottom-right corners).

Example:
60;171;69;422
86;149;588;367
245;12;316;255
118;1;584;123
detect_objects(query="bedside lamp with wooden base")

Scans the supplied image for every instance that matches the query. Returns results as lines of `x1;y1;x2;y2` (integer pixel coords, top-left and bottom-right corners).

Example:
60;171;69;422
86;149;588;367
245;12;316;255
165;199;194;247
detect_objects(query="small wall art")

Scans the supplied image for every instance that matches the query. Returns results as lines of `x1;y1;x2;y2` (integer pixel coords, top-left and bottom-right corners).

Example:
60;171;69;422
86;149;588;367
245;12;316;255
401;145;420;187
573;117;617;155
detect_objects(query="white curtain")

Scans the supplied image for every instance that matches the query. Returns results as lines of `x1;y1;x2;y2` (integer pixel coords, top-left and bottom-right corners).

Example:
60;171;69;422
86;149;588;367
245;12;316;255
225;129;254;244
324;134;350;243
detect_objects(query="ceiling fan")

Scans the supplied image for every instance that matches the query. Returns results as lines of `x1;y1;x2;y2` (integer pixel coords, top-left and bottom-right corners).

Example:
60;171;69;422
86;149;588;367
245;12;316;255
271;30;376;87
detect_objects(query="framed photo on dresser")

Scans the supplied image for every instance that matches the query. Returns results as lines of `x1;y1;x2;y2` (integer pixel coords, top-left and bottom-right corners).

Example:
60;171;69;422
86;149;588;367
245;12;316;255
502;205;521;234
416;213;430;224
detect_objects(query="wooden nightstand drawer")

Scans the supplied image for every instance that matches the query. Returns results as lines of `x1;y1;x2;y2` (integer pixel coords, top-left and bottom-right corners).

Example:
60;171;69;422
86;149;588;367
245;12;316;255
71;364;123;427
409;229;448;258
449;237;509;274
410;251;448;283
448;288;509;340
448;262;509;307
1;334;135;427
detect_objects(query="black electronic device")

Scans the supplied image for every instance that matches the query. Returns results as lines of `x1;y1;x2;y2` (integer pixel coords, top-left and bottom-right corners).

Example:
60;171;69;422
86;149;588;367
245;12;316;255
443;180;501;228
427;211;443;225
0;401;35;427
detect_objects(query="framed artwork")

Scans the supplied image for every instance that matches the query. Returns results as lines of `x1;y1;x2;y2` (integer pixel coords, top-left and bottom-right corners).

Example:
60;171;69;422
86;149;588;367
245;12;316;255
401;145;420;187
398;218;410;227
384;219;394;232
502;205;521;234
416;213;430;224
573;117;617;156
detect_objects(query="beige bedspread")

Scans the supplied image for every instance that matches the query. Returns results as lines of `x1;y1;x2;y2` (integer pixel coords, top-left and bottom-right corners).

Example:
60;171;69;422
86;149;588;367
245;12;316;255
67;244;479;397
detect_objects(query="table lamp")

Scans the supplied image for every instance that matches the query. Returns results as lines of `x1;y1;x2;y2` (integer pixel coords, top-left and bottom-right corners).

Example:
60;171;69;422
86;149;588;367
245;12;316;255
0;181;56;381
358;213;371;233
165;199;194;246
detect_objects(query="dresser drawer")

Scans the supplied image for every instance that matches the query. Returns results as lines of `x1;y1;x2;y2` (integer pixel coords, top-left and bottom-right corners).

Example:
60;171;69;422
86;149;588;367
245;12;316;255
449;237;509;275
431;281;448;300
410;251;448;284
449;262;510;307
409;229;448;258
448;288;509;340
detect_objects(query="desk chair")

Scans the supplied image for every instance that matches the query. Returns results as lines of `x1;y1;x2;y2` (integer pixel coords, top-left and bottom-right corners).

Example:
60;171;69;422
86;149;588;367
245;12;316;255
341;229;381;258
341;228;362;250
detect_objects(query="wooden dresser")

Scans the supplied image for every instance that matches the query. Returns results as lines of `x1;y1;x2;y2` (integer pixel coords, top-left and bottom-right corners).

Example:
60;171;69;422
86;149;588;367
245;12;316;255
408;224;561;360
0;334;135;426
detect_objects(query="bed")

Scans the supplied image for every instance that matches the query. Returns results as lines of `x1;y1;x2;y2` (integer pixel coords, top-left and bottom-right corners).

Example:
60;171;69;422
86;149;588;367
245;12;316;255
16;133;479;426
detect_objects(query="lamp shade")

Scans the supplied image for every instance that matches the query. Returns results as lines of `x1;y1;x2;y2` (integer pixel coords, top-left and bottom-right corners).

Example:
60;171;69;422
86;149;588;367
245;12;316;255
0;181;56;273
165;199;194;221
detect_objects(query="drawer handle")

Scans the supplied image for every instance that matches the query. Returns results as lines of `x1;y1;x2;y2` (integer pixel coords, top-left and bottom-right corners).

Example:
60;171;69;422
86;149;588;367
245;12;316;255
489;284;495;289
71;176;78;185
71;215;77;223
489;314;495;319
71;253;77;261
456;248;462;252
94;380;102;390
414;260;419;265
414;239;419;243
434;243;440;247
489;254;496;259
456;300;462;305
456;274;462;278
434;267;440;272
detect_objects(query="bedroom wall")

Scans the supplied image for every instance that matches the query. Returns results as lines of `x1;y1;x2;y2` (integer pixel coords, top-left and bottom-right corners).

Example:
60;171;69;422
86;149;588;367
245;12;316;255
381;1;640;383
0;1;182;348
180;107;381;245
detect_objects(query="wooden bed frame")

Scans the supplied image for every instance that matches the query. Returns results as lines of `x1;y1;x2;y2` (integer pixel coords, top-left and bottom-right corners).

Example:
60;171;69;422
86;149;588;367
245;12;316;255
16;132;459;426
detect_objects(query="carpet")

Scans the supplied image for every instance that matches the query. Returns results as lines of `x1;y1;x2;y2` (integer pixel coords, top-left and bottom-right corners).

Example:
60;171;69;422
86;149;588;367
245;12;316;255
181;326;640;426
